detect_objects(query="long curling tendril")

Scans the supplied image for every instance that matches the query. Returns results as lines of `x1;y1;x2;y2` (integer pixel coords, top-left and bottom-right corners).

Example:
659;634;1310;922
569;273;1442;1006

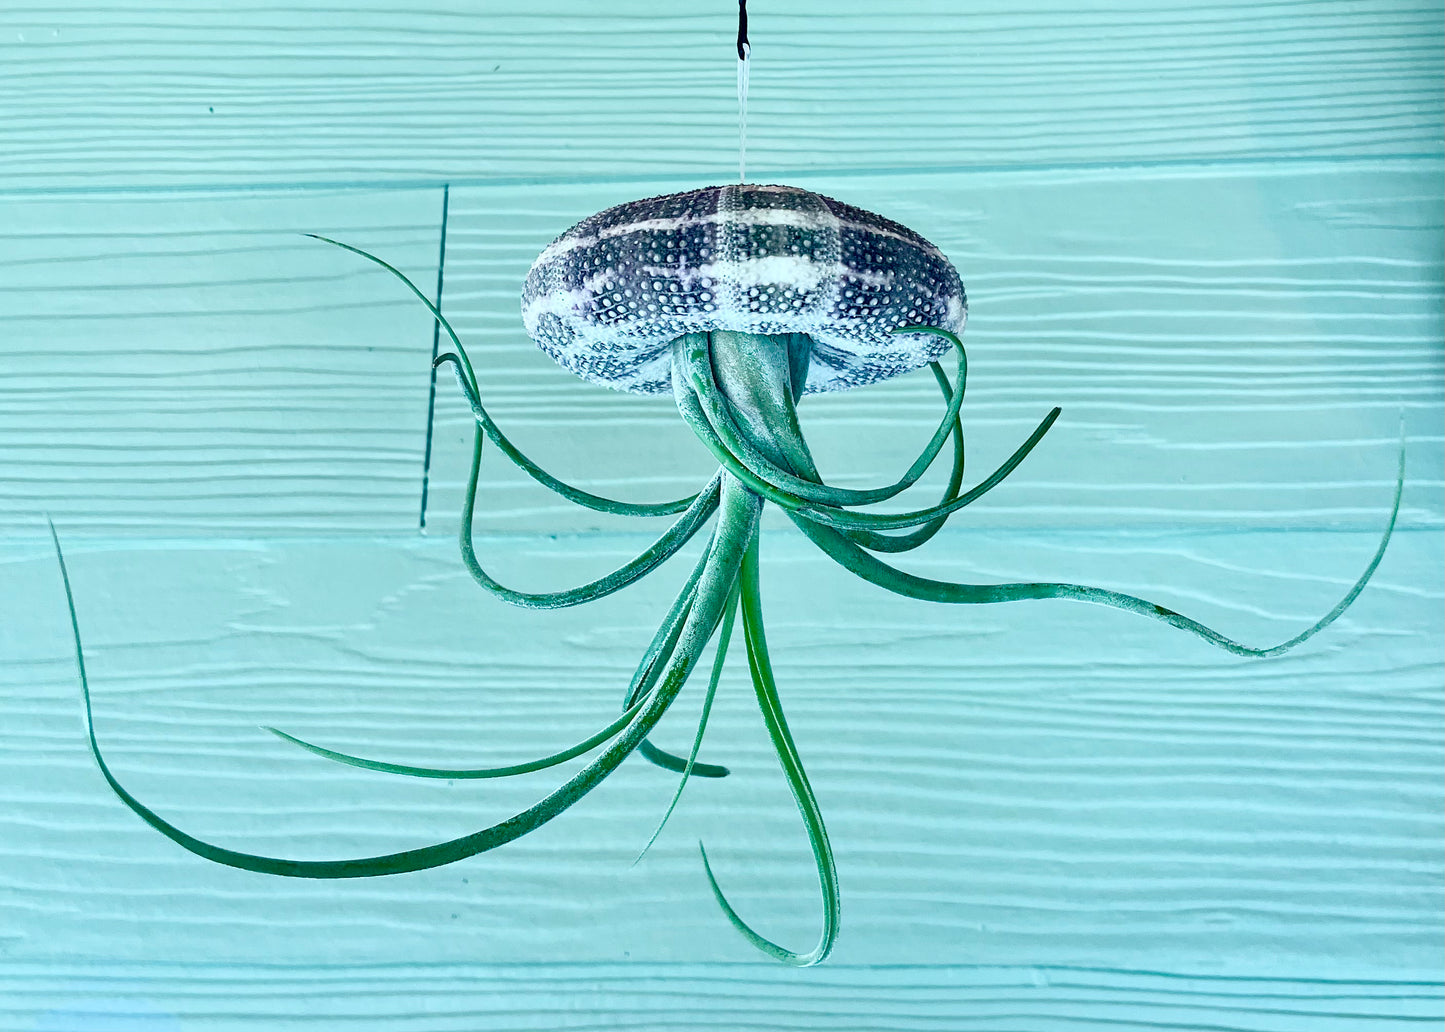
54;234;1402;973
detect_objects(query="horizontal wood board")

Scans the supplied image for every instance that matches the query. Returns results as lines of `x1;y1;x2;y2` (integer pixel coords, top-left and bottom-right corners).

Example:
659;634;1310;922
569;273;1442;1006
0;1;1441;191
1;188;445;533
4;163;1441;536
1;0;1441;1027
2;531;1439;976
1;962;1440;1031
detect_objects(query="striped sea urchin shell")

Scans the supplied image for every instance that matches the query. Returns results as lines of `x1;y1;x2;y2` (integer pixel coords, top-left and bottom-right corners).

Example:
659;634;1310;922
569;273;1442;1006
522;184;967;395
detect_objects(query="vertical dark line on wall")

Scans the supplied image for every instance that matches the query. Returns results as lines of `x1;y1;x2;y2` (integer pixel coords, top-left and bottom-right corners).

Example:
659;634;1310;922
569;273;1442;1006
418;182;451;532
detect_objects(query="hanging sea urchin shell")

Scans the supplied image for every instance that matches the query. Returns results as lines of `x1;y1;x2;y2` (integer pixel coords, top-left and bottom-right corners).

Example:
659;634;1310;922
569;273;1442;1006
522;183;968;395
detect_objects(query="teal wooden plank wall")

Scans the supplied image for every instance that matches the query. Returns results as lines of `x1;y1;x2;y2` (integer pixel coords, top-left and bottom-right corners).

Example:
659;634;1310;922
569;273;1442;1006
1;2;1441;1029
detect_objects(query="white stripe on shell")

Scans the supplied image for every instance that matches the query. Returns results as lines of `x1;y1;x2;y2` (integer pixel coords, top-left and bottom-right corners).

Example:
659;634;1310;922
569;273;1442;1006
529;198;943;270
521;255;905;332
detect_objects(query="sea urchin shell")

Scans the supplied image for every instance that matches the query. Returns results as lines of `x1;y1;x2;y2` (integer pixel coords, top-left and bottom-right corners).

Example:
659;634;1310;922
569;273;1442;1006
522;183;968;395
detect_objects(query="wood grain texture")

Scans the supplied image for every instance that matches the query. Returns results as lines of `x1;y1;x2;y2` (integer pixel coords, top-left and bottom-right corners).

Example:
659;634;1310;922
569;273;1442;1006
1;962;1440;1031
4;164;1440;536
424;164;1444;536
0;189;444;532
1;0;1441;1026
2;531;1439;983
0;1;1440;191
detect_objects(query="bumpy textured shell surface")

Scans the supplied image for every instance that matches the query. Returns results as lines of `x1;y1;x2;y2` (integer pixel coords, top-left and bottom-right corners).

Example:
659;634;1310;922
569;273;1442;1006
522;184;967;395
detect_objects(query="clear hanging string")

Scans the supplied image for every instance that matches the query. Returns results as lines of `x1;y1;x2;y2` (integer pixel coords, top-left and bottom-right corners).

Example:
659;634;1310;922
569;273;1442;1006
737;0;750;183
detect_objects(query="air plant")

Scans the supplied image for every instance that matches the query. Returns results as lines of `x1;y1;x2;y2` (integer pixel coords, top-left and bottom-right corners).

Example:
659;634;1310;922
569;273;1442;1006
54;183;1401;966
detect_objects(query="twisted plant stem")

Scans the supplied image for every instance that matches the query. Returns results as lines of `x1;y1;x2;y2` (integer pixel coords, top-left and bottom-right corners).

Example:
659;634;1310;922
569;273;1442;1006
675;330;844;965
787;468;1402;659
673;335;1055;534
843;360;967;554
668;329;1402;964
700;531;840;966
453;425;723;610
310;234;696;517
633;581;742;865
683;327;970;507
52;478;758;878
55;232;1401;967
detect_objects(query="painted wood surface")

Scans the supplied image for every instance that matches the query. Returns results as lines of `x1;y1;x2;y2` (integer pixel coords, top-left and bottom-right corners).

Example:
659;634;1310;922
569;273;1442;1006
1;1;1441;190
1;1;1441;1029
2;962;1441;1031
3;528;1440;1026
5;164;1441;536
